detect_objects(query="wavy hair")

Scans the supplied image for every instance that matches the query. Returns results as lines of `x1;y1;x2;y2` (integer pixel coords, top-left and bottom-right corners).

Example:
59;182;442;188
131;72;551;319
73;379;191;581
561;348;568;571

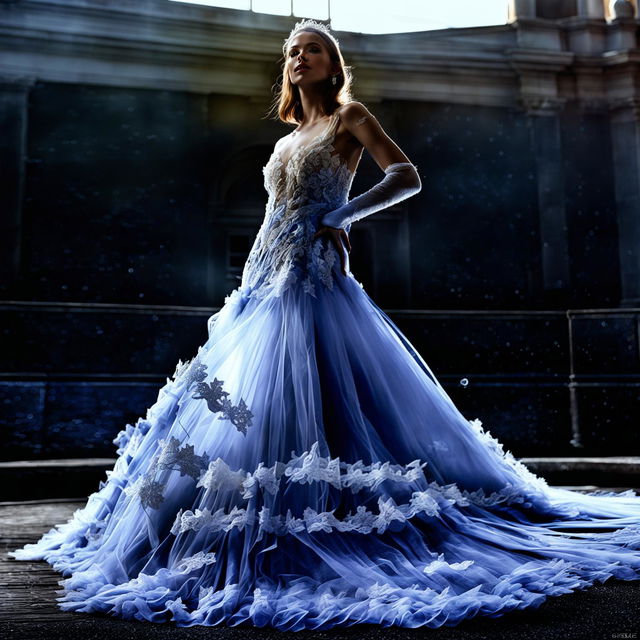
266;19;354;125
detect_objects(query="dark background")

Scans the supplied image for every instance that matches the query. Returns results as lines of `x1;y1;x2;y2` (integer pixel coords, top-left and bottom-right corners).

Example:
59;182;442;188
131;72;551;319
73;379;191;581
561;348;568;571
1;0;638;464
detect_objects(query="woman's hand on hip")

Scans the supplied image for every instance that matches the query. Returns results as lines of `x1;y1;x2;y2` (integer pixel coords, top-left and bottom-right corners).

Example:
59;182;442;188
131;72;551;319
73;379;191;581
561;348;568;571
313;226;351;276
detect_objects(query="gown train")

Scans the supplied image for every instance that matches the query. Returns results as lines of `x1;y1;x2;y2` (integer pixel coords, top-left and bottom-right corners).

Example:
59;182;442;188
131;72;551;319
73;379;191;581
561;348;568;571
8;108;640;630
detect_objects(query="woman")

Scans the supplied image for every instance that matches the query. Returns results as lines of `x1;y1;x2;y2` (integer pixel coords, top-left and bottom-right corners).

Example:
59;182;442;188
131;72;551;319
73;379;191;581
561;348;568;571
8;18;640;631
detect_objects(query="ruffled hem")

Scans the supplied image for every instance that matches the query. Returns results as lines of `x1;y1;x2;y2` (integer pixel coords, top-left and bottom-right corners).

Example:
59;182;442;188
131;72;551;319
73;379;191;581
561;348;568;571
9;487;640;631
7;258;640;631
51;548;640;630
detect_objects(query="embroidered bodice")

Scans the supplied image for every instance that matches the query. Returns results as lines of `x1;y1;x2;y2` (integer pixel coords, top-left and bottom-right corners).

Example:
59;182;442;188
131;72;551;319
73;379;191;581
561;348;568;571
238;110;356;301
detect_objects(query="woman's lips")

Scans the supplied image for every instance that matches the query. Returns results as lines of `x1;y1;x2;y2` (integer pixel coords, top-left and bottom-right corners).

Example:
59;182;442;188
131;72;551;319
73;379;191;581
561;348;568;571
295;66;311;72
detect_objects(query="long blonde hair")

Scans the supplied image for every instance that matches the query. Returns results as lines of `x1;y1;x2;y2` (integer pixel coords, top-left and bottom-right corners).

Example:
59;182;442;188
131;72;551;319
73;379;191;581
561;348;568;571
266;19;354;125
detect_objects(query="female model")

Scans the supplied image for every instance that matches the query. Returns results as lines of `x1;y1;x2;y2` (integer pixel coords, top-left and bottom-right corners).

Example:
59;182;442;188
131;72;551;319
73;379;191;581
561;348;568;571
8;18;640;631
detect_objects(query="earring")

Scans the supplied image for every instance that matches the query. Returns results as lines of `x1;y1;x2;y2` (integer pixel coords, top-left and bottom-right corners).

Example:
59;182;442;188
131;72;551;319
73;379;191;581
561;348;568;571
331;74;337;86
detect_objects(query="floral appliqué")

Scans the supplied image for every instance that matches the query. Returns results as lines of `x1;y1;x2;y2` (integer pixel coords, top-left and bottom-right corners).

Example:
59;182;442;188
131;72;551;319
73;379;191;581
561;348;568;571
241;110;355;301
125;353;254;511
175;550;217;573
172;352;254;436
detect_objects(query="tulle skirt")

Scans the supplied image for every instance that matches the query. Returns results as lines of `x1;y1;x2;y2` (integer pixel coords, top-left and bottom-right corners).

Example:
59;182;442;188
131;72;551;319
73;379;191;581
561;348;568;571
8;262;640;630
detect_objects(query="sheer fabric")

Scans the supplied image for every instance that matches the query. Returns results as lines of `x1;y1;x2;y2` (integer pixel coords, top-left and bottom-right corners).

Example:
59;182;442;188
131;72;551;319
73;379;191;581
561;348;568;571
320;161;421;229
8;106;640;631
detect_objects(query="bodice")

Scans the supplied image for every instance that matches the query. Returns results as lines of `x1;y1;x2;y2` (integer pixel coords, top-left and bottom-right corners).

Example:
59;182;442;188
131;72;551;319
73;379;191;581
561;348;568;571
262;111;354;211
234;111;357;303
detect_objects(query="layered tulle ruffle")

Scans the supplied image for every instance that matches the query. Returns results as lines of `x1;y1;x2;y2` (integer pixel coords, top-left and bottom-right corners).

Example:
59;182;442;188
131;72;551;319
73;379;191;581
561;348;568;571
8;261;640;630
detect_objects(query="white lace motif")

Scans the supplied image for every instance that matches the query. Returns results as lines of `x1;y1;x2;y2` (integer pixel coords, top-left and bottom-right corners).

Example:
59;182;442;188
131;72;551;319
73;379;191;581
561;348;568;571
175;550;217;573
239;110;355;301
166;435;544;537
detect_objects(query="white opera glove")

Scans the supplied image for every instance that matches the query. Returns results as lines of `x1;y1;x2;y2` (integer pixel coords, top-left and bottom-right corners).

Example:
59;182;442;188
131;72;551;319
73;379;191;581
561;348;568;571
320;161;421;230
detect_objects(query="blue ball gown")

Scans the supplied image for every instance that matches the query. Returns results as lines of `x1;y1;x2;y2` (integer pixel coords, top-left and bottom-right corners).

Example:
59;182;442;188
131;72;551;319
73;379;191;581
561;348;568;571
8;109;640;631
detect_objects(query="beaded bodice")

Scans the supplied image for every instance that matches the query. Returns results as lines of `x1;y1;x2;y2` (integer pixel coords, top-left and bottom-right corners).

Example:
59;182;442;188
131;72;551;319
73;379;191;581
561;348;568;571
237;111;356;301
263;111;354;211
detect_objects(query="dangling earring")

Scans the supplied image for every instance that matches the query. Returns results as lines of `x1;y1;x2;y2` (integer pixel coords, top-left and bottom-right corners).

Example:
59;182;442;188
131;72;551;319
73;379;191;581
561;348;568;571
331;74;337;86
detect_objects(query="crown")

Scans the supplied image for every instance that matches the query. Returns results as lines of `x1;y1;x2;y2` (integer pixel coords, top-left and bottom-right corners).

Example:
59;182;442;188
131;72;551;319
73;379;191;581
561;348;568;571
283;18;339;51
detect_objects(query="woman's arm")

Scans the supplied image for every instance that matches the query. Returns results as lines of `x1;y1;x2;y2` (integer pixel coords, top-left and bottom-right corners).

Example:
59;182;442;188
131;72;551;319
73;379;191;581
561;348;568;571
338;101;416;170
320;102;422;230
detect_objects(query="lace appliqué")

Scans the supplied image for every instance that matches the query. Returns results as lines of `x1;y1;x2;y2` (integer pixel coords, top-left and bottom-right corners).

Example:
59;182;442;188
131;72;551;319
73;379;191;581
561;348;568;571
191;440;531;512
170;478;534;537
175;550;217;573
124;436;212;510
196;441;428;499
168;440;541;537
426;439;449;453
156;436;210;479
242;111;355;301
171;505;253;535
124;473;167;509
171;492;438;537
173;353;254;435
123;352;254;511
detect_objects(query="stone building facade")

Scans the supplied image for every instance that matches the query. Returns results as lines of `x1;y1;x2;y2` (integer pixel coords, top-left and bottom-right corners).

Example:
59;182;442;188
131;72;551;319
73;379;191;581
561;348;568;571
0;0;638;461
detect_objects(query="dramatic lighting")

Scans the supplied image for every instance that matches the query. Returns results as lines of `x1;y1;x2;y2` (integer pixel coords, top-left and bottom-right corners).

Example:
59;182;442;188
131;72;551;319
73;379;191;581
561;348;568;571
169;0;508;33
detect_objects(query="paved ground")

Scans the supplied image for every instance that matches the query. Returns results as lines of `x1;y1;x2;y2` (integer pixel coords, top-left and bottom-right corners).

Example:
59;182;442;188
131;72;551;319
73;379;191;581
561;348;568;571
1;495;639;640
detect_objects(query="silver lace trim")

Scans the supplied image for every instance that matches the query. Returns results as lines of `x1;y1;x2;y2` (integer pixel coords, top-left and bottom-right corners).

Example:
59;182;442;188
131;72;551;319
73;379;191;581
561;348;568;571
197;441;429;499
242;110;354;302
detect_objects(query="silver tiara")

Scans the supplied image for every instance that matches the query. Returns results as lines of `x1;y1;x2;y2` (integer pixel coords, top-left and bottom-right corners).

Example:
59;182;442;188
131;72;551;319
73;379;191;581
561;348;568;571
283;18;339;50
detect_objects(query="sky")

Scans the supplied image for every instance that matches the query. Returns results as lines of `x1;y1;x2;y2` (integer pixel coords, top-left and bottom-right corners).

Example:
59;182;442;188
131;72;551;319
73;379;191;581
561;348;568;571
170;0;510;33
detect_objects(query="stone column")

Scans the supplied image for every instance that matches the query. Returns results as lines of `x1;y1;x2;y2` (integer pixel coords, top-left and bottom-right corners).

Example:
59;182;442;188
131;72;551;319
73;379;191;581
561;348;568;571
508;23;573;299
577;0;606;18
0;75;34;287
609;98;640;306
524;98;571;298
508;0;537;21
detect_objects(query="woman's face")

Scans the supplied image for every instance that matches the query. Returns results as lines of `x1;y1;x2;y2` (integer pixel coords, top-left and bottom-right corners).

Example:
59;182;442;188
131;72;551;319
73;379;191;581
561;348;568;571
286;31;336;87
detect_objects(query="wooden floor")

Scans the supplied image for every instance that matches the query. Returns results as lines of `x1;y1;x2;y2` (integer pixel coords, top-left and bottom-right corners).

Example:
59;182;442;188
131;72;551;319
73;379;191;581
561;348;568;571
1;496;639;640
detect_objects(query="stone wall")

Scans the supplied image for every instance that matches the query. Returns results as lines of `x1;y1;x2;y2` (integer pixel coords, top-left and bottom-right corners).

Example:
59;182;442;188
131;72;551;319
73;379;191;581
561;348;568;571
0;0;638;459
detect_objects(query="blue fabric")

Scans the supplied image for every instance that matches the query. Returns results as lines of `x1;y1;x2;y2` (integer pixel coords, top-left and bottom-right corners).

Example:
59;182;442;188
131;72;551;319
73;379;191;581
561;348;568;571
8;109;640;630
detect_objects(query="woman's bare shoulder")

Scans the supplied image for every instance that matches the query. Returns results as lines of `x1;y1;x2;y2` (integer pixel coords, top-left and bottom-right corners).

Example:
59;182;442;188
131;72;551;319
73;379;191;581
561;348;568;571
335;101;374;125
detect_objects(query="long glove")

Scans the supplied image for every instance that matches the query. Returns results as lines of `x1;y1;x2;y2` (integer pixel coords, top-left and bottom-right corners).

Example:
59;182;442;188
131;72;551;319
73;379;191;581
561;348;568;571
320;161;421;230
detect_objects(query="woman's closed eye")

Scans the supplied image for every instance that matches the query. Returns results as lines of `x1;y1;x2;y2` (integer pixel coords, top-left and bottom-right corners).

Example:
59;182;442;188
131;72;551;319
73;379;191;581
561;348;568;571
289;47;321;56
